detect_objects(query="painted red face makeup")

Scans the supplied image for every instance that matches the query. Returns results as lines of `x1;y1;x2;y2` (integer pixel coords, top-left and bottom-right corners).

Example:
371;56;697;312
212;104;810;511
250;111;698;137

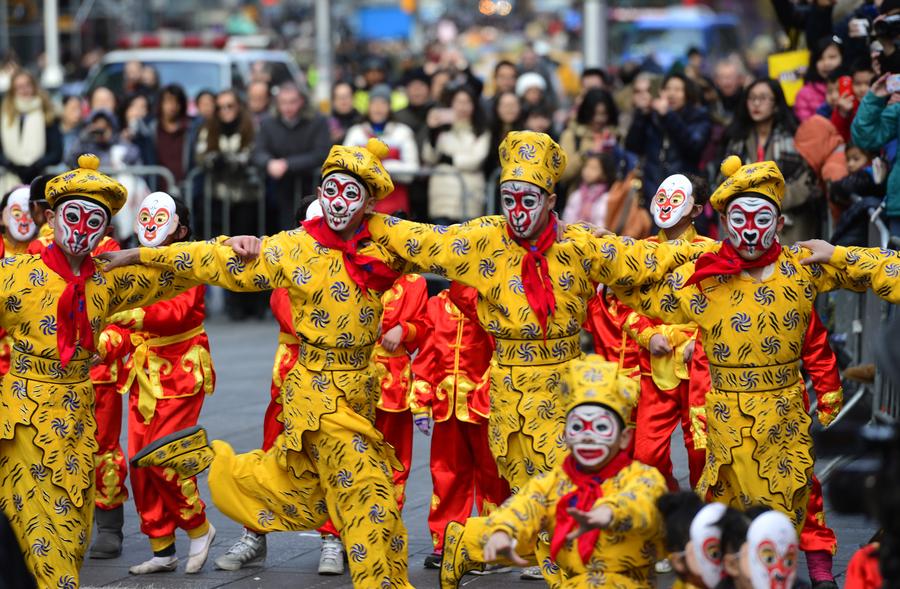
54;200;108;256
651;174;694;229
725;197;778;260
500;180;546;238
746;511;798;589
689;502;727;588
319;172;367;232
564;405;620;468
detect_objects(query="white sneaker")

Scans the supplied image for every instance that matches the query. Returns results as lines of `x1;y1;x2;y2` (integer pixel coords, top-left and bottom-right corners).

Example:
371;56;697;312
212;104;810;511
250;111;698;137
318;534;345;575
185;524;216;574
215;529;267;571
655;558;673;574
520;565;544;580
129;555;178;574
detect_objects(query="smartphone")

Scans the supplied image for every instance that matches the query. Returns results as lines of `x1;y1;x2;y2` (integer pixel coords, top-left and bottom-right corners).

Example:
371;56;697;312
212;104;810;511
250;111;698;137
838;75;853;97
887;73;900;95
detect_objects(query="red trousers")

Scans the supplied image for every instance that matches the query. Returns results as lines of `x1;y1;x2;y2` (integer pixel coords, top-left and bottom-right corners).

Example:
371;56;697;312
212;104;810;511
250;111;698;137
94;383;128;510
428;417;510;551
128;391;208;543
633;375;706;491
261;381;284;452
318;408;414;538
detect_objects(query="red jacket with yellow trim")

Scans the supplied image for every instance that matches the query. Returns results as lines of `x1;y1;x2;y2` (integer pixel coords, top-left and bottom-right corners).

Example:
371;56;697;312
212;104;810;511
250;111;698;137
410;286;493;424
373;274;427;412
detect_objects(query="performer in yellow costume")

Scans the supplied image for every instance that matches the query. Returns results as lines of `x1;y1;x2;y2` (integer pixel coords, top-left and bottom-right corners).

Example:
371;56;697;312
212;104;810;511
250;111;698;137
611;156;887;533
100;139;413;588
364;131;710;582
440;355;667;589
0;154;193;589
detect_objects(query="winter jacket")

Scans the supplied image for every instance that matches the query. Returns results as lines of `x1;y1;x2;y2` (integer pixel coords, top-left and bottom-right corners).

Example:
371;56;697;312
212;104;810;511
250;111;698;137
422;122;489;222
852;92;900;218
624;105;710;204
794;81;828;123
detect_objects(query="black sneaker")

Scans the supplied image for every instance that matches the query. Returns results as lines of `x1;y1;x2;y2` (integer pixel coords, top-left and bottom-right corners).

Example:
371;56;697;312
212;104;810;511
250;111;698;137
424;552;442;569
811;582;838;589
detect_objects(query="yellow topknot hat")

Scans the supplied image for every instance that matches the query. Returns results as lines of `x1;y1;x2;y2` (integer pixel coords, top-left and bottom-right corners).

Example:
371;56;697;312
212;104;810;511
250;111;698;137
498;131;567;192
320;137;394;201
45;153;128;215
563;354;639;426
709;155;785;213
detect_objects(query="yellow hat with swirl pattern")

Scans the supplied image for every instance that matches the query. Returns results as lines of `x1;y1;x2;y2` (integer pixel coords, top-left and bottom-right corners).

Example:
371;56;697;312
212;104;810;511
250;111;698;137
498;131;567;192
563;354;638;426
320;137;394;201
45;153;128;215
709;155;785;212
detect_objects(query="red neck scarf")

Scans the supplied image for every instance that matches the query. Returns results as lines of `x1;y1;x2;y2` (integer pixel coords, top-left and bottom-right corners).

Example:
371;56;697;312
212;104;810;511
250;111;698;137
40;244;95;367
685;240;782;288
550;452;631;564
302;216;400;293
506;217;557;337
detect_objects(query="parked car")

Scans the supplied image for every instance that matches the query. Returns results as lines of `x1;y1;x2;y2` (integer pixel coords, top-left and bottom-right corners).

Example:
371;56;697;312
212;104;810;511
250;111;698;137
82;48;304;100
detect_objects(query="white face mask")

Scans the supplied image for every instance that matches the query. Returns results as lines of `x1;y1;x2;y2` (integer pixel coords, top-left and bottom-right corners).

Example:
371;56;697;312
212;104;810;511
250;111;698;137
2;186;36;242
54;199;109;256
135;192;178;247
725;196;779;261
745;511;798;589
499;180;547;239
564;404;621;468
319;172;368;232
690;503;727;589
650;174;694;229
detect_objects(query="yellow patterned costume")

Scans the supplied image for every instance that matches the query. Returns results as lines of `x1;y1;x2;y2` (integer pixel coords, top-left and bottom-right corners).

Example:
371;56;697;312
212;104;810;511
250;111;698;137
612;158;877;531
137;141;413;588
0;156;193;588
440;357;667;589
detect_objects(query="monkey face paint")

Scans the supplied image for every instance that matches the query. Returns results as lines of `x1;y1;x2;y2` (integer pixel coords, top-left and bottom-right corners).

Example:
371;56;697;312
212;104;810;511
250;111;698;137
135;192;178;247
54;200;109;256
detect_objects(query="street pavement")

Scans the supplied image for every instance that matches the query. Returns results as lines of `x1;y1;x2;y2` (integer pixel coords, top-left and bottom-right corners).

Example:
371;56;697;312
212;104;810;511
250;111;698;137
81;314;877;588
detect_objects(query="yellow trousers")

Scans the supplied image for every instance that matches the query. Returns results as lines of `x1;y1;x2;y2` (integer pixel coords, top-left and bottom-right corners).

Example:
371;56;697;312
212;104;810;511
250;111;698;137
0;425;94;589
209;398;412;589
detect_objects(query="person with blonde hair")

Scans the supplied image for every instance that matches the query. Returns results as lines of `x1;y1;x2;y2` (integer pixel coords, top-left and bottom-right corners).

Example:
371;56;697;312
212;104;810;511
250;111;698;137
0;69;62;193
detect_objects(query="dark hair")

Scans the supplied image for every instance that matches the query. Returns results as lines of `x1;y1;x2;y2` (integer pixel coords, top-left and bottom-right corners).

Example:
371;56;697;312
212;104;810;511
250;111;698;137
202;89;254;152
195;88;215;104
688;46;703;58
172;196;192;242
805;36;843;83
581;67;608;84
447;84;487;136
491;91;522;131
156;84;188;121
846;142;873;159
852;58;876;77
662;72;700;107
716;507;751;556
297;195;317;226
656;492;705;552
494;60;518;77
116;92;149;129
725;78;798;143
29;174;51;204
584;151;617;184
687;174;710;207
576;88;619;127
62;94;81;108
332;80;355;97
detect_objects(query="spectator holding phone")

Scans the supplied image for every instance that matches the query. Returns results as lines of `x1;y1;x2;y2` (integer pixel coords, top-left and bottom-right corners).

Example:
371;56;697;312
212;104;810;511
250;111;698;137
852;71;900;236
423;85;489;224
831;63;876;141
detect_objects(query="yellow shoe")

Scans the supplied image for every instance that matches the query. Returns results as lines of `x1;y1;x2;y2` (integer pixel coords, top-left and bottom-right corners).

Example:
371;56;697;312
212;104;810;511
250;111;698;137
440;521;483;589
131;425;214;477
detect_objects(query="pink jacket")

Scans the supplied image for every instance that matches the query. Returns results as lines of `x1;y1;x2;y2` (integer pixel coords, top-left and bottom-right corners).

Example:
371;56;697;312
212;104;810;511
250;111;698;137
793;82;827;122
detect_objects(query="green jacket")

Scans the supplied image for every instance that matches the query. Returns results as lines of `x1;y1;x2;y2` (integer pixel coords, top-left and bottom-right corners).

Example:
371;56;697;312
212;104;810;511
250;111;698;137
852;92;900;217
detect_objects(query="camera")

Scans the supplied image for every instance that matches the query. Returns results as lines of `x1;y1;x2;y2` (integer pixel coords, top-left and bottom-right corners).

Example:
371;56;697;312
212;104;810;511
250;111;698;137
874;14;900;40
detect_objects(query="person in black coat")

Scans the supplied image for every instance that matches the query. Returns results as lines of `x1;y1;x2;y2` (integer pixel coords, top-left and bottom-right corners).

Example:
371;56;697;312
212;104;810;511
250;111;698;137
625;72;711;205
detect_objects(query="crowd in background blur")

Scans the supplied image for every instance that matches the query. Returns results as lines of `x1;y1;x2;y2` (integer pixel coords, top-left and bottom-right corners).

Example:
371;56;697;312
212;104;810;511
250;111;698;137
3;1;900;274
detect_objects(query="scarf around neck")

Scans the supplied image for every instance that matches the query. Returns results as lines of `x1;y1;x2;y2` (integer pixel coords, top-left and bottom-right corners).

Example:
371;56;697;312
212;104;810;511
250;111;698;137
685;239;782;288
506;216;558;337
40;243;95;367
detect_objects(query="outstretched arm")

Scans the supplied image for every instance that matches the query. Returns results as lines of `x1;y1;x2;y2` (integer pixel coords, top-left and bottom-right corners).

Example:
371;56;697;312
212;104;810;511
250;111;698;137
610;263;697;326
799;239;900;301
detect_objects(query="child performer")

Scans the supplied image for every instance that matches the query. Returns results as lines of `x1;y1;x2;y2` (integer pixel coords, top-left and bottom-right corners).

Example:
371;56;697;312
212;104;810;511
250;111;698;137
409;282;510;569
439;355;667;588
100;192;217;574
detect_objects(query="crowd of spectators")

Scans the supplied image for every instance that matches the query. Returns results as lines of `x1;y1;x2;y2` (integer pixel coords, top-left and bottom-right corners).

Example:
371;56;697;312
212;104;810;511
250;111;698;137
4;0;900;271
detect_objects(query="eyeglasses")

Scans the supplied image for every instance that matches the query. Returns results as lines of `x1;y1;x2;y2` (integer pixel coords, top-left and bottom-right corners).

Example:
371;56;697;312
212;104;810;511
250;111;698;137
747;95;775;105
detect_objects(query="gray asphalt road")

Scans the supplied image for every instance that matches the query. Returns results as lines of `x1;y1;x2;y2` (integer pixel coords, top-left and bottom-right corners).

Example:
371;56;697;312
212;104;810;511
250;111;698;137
80;315;876;588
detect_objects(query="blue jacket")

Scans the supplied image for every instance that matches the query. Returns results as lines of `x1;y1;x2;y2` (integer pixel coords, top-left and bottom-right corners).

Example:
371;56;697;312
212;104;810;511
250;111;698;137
851;92;900;217
625;105;711;204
